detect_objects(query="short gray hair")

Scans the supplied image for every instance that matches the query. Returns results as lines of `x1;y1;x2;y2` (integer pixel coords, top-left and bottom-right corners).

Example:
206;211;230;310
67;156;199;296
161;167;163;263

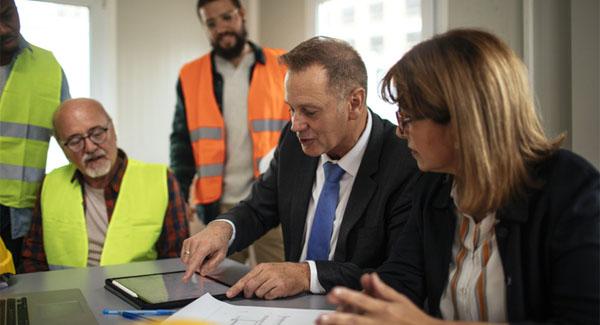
279;36;368;102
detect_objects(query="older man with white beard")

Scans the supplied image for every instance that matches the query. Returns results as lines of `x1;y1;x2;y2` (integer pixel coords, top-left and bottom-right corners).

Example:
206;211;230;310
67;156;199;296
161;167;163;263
19;98;189;273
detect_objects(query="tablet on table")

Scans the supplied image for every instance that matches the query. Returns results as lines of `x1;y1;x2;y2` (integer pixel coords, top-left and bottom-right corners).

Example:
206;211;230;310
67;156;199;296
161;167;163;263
104;270;230;309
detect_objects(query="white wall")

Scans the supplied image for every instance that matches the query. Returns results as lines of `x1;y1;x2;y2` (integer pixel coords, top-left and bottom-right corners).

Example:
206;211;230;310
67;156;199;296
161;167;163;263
447;0;523;57
571;0;600;168
529;0;572;148
114;0;209;165
258;0;307;51
442;0;599;168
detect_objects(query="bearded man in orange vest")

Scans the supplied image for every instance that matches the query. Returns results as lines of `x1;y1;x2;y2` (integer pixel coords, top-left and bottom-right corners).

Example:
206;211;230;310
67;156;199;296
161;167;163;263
170;0;289;266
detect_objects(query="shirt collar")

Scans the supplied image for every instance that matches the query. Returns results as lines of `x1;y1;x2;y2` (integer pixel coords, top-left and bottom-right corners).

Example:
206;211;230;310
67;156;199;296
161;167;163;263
213;47;255;69
449;181;530;223
70;149;128;193
7;35;31;66
19;35;31;50
248;41;265;64
451;183;497;224
319;110;372;177
15;35;31;57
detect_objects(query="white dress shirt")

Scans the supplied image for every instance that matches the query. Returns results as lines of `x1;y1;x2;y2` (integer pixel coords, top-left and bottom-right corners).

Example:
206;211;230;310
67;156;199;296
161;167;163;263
302;111;372;293
439;185;507;322
218;111;372;293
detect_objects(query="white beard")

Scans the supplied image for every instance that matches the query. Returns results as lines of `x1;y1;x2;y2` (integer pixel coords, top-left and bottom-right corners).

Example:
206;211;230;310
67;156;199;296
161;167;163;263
82;149;112;178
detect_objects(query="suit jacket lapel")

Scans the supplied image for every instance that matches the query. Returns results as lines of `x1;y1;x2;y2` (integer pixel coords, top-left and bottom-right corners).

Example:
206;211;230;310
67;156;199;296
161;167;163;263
494;195;529;320
334;113;383;261
429;179;455;313
287;152;319;261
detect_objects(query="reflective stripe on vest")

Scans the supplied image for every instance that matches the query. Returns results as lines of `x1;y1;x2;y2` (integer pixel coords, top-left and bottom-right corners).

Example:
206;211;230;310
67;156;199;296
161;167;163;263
0;164;45;182
41;160;168;269
251;119;289;133
189;127;222;142
197;163;223;178
0;44;62;208
0;121;53;141
179;47;290;204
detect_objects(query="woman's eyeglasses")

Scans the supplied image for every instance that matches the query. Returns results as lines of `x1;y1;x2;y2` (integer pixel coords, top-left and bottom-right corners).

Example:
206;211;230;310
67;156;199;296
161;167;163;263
395;110;423;136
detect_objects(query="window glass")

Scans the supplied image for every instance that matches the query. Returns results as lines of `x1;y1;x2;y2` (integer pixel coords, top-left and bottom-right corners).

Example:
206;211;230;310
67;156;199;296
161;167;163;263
370;35;384;54
316;0;423;123
370;2;383;21
341;7;355;24
406;31;421;48
406;0;420;15
15;0;90;172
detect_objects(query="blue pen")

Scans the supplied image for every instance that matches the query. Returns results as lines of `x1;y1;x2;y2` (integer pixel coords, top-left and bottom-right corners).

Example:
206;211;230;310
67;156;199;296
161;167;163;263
121;311;160;322
103;309;176;315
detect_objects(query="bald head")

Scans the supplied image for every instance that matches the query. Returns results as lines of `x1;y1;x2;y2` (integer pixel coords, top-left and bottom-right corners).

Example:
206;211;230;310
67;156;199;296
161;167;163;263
53;98;110;139
53;98;118;184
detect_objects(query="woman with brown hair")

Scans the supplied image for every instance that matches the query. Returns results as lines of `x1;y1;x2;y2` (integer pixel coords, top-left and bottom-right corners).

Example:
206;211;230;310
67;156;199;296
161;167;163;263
317;29;599;324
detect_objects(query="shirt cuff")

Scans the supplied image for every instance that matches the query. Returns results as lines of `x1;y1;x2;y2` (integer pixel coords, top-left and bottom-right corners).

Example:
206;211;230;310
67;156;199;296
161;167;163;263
209;219;236;247
307;260;326;294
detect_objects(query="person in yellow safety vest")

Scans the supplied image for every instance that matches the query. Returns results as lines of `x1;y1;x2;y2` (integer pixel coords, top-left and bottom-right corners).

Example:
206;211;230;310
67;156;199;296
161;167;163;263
170;0;288;266
0;0;71;270
19;98;189;273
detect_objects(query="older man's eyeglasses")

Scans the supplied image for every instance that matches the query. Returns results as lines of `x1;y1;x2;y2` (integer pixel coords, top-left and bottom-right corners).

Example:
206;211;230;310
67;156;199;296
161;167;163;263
204;9;239;29
62;123;110;153
396;110;423;136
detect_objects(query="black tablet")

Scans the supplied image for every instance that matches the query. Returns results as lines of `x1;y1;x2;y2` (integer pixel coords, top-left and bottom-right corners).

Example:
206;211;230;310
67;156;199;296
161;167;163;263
104;270;231;309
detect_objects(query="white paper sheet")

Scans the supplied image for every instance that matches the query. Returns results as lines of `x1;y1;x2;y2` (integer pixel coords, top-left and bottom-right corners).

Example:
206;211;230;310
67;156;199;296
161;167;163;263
167;293;329;324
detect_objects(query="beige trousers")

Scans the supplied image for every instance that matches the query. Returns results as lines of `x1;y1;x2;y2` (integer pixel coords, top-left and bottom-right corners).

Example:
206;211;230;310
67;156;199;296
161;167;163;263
220;204;285;266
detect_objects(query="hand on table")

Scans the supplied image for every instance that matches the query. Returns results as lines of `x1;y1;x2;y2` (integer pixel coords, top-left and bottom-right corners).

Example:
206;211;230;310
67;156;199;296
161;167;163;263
316;273;441;325
226;262;311;300
180;221;233;281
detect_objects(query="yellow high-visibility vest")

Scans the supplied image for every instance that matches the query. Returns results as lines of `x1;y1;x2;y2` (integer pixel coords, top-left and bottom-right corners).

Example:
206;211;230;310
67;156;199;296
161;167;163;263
0;44;62;208
41;159;168;269
0;237;15;274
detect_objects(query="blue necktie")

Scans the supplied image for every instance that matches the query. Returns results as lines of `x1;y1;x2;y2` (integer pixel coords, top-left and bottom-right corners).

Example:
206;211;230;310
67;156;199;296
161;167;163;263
307;162;345;260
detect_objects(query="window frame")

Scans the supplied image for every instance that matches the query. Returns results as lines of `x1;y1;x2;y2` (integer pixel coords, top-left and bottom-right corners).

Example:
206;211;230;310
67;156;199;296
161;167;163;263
304;0;441;123
21;0;118;116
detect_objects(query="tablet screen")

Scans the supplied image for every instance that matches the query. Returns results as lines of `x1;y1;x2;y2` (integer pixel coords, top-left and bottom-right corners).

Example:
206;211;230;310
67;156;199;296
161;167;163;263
113;271;230;304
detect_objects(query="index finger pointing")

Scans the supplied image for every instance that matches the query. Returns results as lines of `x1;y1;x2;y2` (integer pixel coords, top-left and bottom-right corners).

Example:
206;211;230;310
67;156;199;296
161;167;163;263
226;267;261;298
182;248;210;282
226;278;246;298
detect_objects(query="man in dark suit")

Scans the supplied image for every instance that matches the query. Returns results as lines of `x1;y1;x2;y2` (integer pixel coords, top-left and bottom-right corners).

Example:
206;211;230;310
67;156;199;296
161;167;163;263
181;36;419;299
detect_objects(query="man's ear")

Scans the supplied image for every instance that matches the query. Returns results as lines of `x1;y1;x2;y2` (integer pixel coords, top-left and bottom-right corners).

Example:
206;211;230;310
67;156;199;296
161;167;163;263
347;87;366;120
239;7;247;21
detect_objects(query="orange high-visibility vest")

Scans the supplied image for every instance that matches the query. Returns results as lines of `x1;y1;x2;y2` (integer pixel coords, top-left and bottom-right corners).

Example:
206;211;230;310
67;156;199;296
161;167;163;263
179;47;290;205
